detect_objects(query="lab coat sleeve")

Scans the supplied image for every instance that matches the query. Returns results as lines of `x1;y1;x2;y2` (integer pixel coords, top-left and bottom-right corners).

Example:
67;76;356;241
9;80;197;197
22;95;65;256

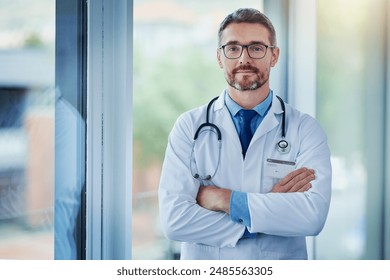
159;113;245;248
247;115;332;236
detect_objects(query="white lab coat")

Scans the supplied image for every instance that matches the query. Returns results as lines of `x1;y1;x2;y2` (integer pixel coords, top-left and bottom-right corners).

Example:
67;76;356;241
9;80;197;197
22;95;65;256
158;91;332;260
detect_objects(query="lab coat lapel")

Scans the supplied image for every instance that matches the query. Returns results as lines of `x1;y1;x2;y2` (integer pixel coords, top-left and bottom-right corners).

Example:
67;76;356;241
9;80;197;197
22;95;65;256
251;94;283;142
213;92;242;149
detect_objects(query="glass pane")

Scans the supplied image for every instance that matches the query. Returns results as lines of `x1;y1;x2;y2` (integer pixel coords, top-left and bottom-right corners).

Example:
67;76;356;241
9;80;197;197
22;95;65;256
133;0;264;260
54;0;87;260
316;0;373;259
0;0;55;259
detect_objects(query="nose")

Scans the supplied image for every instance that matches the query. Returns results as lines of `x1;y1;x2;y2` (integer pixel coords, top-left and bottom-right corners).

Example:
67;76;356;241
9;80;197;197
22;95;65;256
239;46;252;64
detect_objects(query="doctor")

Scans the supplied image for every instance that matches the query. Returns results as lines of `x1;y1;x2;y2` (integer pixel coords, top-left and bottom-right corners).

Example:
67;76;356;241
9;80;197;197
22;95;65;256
159;8;331;260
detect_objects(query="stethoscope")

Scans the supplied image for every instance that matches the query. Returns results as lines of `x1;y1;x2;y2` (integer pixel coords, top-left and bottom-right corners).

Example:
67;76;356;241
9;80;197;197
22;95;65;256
190;95;290;181
274;95;290;154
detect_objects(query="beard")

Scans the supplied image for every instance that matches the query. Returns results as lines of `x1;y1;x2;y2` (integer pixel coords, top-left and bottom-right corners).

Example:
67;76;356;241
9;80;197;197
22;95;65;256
226;65;269;91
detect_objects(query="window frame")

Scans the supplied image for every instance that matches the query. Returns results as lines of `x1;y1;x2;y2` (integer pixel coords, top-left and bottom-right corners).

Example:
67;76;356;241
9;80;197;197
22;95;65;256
386;0;390;259
363;0;388;260
86;0;133;260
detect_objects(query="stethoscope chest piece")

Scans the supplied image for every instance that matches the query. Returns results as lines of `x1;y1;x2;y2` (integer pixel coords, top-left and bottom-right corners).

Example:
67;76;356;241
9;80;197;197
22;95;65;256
276;139;290;154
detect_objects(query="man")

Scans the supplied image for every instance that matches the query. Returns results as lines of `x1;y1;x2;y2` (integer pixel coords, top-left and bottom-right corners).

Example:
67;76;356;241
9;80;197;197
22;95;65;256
159;8;331;260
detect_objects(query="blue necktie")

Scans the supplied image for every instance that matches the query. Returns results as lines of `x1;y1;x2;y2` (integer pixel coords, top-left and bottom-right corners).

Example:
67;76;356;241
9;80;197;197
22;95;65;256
238;109;257;158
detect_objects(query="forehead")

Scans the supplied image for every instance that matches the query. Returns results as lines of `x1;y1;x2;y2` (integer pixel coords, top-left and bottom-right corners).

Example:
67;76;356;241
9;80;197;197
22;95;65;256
220;22;271;45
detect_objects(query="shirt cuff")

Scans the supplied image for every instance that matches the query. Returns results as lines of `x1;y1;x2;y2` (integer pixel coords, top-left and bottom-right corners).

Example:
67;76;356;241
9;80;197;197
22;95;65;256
242;228;257;239
229;191;251;227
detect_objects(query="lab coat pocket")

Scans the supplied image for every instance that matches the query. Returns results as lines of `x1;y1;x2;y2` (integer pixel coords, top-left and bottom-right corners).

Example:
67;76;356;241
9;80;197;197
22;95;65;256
261;157;297;193
264;158;296;179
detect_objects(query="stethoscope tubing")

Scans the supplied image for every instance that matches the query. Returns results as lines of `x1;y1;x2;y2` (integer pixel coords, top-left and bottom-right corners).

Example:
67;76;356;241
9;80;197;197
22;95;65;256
275;95;286;138
190;94;290;180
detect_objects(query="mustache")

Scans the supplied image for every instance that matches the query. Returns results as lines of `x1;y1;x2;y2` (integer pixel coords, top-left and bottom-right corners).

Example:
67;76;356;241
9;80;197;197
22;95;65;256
232;65;259;74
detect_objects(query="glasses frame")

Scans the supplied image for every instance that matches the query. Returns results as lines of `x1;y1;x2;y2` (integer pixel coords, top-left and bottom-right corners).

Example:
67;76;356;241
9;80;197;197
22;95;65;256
219;43;275;59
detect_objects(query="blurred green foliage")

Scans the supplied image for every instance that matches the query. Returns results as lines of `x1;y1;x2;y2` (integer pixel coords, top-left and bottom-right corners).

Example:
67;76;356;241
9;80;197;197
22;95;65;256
24;32;45;48
133;44;225;167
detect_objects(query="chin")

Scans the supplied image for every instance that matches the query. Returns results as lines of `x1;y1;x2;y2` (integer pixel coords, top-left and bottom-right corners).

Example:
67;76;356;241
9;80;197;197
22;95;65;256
232;81;261;91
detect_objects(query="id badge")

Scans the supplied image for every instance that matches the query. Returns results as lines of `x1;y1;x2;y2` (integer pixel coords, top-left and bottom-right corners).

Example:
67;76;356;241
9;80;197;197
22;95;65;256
265;158;296;178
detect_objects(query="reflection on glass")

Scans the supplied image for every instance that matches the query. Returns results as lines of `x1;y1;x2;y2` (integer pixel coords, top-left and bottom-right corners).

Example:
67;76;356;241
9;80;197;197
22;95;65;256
54;88;85;259
0;0;55;259
54;0;87;259
133;0;263;260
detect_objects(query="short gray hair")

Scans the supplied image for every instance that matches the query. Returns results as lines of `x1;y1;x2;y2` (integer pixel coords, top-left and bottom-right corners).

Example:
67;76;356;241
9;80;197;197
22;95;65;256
218;8;277;46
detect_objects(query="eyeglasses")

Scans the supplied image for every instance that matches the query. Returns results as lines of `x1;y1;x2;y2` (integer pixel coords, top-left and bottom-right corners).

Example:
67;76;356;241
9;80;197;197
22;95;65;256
219;43;275;59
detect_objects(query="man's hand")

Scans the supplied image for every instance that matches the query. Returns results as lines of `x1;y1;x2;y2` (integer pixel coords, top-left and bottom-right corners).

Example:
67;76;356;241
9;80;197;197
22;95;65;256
196;186;231;214
271;167;315;193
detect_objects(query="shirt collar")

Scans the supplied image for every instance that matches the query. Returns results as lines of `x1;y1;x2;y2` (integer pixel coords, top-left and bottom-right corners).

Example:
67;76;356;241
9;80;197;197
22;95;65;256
224;89;273;117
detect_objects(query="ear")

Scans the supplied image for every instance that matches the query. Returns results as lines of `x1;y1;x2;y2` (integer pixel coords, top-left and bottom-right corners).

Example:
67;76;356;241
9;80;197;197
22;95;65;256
217;49;223;69
270;47;280;67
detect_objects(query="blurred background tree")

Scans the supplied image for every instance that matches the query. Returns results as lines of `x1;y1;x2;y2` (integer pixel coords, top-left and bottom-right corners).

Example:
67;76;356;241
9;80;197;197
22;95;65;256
133;44;224;168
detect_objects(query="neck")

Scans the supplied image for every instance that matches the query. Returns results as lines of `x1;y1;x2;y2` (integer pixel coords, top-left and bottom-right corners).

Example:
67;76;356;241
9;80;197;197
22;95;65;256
227;83;270;109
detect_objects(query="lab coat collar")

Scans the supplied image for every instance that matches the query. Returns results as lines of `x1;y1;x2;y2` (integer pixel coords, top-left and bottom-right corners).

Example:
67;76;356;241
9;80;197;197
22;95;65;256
213;89;284;116
214;90;227;111
212;89;284;151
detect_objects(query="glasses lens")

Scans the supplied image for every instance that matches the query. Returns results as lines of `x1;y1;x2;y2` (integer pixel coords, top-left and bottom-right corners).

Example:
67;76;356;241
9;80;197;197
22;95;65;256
248;44;267;59
223;44;242;59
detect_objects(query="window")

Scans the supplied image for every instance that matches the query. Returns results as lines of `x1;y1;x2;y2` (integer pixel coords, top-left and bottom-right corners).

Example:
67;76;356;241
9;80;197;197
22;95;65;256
0;0;89;260
0;0;55;259
55;0;87;259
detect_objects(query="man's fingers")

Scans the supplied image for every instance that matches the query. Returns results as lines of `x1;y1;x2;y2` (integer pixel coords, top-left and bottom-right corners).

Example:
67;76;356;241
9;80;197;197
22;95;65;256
272;167;315;193
278;168;312;185
289;180;313;193
287;171;315;192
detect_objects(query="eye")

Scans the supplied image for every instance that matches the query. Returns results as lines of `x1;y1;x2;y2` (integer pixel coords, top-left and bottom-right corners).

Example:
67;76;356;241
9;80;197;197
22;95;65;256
225;44;240;52
250;44;266;52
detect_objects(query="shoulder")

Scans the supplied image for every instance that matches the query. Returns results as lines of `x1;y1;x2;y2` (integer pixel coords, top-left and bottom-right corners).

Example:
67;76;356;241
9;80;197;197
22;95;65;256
176;103;207;126
169;103;208;140
285;104;328;139
169;93;225;140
